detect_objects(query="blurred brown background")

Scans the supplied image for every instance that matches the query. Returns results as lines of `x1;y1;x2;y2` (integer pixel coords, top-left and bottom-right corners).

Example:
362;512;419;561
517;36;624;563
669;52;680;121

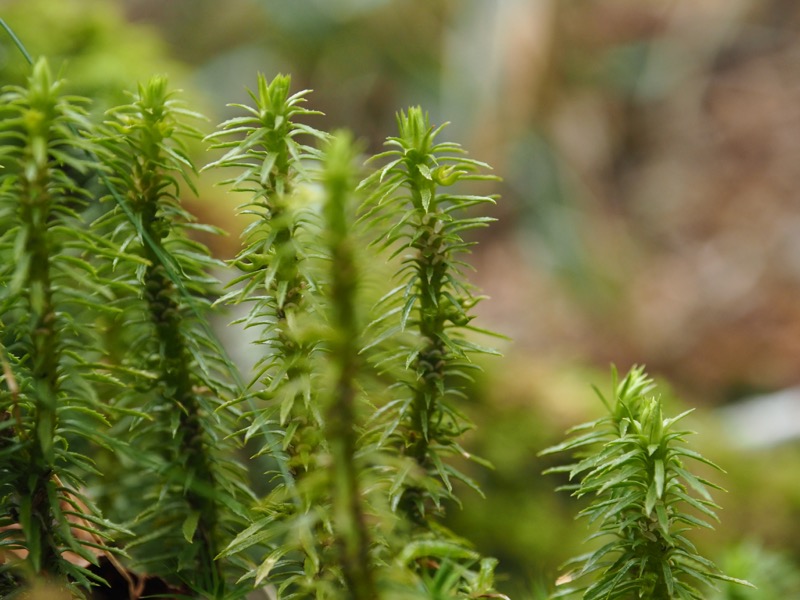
4;0;800;596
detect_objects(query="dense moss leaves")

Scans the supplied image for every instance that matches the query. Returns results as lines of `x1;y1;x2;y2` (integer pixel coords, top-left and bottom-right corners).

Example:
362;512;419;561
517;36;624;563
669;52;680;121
542;367;753;599
0;55;506;596
0;58;132;594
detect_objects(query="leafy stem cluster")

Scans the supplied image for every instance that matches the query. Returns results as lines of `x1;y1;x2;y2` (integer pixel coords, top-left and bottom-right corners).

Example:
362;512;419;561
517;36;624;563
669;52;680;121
359;107;499;522
0;31;748;600
0;58;120;590
0;51;507;598
204;73;324;480
542;367;753;599
94;75;250;595
206;75;503;598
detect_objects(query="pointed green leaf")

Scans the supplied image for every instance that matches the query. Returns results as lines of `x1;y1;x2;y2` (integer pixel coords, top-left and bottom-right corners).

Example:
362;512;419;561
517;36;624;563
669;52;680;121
182;510;200;543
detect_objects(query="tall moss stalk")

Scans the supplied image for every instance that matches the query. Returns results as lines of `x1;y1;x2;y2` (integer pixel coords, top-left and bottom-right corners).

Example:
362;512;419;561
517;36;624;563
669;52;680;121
360;107;499;521
206;74;335;594
96;76;250;595
206;73;325;481
0;58;118;590
542;366;753;599
320;132;376;600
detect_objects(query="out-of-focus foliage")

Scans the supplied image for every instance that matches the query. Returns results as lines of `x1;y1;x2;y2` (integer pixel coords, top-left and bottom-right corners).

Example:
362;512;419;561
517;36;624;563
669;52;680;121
0;0;186;110
44;0;800;393
709;543;800;600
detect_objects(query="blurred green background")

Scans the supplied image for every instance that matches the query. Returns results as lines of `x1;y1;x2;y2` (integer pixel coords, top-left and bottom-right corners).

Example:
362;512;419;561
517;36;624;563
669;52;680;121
4;0;800;596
